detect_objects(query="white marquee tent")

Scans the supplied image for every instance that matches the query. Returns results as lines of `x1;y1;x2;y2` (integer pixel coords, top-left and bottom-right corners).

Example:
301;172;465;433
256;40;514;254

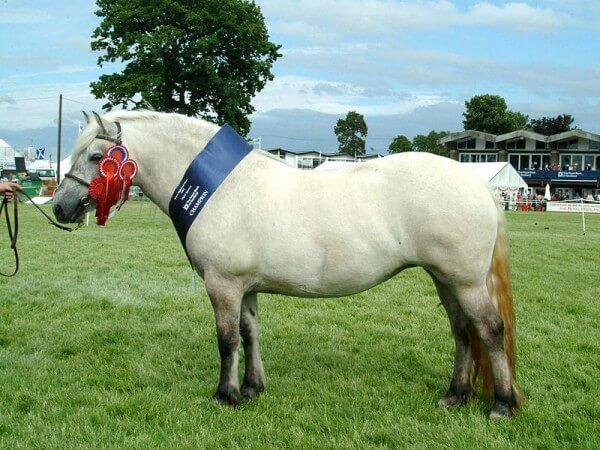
462;162;528;199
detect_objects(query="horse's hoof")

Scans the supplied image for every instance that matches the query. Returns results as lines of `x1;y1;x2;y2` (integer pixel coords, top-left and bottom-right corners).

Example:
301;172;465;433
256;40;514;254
241;382;264;400
437;389;475;408
489;403;515;419
213;386;241;406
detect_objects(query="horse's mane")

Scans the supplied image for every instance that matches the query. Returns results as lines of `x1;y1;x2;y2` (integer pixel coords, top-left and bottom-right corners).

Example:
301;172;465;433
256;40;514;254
71;110;217;158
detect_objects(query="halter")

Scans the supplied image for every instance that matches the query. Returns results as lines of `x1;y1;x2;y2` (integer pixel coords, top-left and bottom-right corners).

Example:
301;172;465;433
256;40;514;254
62;121;138;225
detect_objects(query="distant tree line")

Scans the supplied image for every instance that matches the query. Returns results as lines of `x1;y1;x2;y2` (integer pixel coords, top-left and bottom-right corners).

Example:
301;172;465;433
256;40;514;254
462;94;575;136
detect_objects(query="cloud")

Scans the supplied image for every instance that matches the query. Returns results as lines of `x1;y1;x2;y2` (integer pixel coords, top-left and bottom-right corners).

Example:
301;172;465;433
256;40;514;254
0;82;104;131
312;82;347;97
252;75;454;116
260;0;574;38
10;65;98;79
462;2;566;32
0;95;16;105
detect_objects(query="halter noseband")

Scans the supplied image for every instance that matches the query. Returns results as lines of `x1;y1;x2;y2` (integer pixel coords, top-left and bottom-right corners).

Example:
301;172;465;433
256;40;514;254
63;121;122;205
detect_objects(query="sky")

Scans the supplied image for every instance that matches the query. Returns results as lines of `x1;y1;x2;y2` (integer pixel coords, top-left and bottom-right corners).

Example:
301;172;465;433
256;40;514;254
1;0;600;158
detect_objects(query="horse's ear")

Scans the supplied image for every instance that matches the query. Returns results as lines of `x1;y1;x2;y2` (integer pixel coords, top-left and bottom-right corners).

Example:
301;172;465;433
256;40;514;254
92;111;108;134
92;111;120;141
82;111;90;124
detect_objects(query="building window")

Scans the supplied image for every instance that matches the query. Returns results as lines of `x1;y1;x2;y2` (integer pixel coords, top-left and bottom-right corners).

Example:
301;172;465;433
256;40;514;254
457;138;476;149
298;157;323;169
543;155;551;168
589;140;600;150
509;153;550;170
485;140;495;149
507;139;526;150
561;153;597;170
459;153;497;163
535;140;546;150
558;138;578;150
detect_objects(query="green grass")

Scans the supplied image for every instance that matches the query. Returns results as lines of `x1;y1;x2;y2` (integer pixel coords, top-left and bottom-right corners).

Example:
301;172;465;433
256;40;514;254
0;202;599;448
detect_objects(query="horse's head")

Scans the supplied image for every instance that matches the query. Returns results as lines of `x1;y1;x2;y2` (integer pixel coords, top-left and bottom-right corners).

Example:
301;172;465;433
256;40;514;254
53;112;122;223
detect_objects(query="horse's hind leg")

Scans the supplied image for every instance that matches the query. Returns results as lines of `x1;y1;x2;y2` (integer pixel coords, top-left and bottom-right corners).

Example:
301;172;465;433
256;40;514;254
455;284;519;418
432;278;476;407
239;293;265;399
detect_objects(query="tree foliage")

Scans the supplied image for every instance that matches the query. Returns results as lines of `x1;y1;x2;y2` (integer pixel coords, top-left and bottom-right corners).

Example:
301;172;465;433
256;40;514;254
462;94;528;134
90;0;281;135
529;114;574;135
388;135;412;154
412;130;450;156
334;111;368;155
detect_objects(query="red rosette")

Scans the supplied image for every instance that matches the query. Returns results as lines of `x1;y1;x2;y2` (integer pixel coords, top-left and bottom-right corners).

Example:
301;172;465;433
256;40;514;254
106;145;129;163
119;160;138;181
99;157;120;177
88;177;106;200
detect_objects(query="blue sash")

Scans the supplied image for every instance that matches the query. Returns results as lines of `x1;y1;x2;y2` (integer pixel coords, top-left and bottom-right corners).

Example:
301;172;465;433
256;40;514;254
168;124;252;253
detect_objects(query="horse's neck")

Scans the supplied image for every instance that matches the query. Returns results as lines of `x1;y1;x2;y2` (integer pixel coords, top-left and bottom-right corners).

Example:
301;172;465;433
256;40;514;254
125;118;219;213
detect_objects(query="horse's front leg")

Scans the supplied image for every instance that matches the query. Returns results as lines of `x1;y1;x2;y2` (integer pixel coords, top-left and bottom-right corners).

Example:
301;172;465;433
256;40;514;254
240;293;265;399
206;281;243;406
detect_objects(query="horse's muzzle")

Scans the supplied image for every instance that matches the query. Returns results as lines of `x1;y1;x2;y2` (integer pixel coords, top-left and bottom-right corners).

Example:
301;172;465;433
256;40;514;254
53;197;89;224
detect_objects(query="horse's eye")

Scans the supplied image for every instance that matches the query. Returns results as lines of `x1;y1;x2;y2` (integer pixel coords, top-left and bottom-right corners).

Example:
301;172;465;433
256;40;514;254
90;153;103;162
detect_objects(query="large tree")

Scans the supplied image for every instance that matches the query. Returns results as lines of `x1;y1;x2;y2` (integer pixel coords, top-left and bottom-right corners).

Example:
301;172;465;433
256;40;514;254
90;0;281;135
462;94;528;135
412;130;450;156
388;135;412;154
529;114;574;135
334;111;368;155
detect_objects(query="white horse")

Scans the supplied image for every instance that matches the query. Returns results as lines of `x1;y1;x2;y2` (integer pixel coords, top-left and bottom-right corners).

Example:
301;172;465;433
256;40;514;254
53;111;521;418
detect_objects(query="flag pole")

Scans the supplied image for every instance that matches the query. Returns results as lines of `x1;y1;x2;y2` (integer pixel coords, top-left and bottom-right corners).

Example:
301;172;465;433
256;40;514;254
56;94;63;183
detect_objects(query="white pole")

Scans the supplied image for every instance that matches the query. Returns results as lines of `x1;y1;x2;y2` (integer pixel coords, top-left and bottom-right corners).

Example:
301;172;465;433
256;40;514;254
581;198;586;235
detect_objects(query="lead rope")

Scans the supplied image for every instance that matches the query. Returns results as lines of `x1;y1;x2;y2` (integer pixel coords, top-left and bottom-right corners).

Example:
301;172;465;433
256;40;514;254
0;195;19;277
0;192;82;277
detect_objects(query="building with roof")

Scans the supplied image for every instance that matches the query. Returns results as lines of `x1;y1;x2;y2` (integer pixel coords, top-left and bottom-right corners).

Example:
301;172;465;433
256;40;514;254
439;129;600;199
266;148;382;170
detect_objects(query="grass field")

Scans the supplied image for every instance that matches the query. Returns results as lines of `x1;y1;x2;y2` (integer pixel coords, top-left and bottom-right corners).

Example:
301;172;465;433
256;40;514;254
0;201;598;448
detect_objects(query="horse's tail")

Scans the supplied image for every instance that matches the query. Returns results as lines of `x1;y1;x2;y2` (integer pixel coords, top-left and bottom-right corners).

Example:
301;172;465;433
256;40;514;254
470;208;520;405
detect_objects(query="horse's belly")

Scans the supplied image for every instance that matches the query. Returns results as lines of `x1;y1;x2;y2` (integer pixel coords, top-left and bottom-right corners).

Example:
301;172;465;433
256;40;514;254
255;236;407;297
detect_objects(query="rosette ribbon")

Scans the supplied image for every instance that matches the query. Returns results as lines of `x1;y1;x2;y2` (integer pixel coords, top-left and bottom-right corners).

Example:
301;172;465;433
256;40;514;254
88;145;138;225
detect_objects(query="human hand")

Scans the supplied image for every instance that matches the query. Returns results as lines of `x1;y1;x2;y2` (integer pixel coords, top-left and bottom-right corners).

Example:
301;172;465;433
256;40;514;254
0;182;22;199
